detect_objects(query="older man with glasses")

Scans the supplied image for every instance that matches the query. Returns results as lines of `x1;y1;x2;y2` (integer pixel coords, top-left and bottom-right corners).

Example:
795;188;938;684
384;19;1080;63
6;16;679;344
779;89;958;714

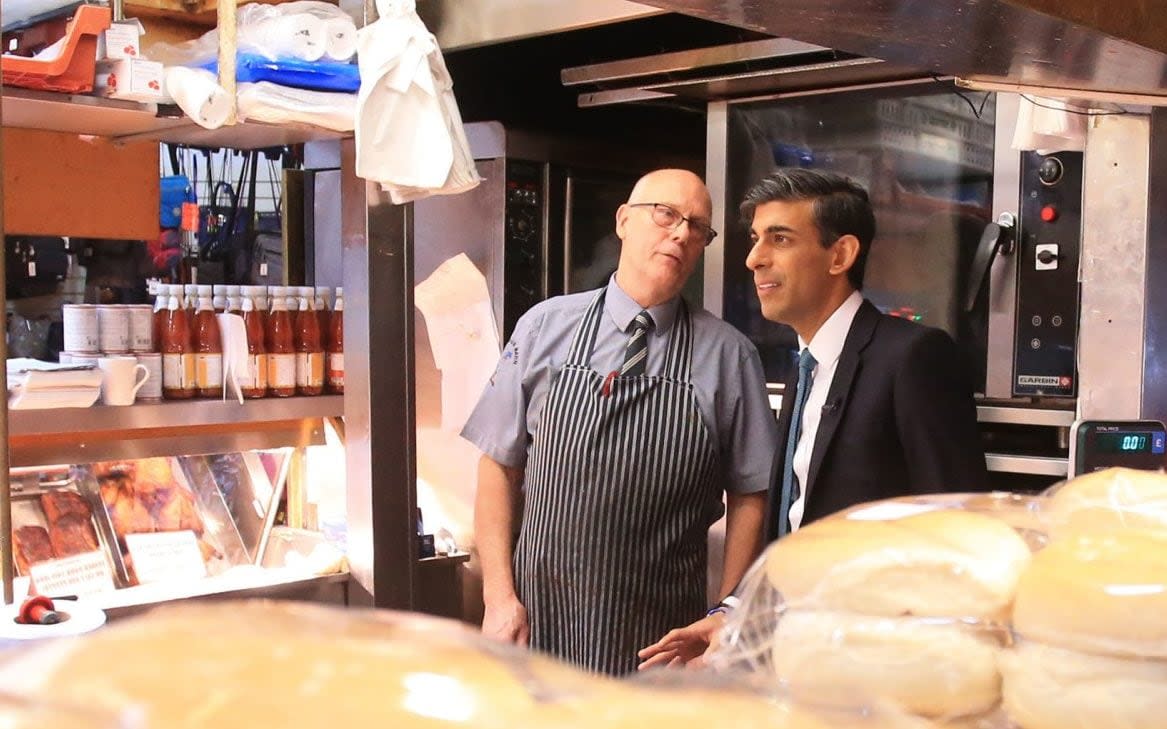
462;168;776;675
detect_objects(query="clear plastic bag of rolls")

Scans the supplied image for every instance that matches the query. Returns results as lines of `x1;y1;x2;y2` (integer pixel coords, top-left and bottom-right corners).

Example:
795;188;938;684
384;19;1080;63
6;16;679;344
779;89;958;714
0;599;934;728
998;501;1167;729
709;506;1033;728
1037;466;1167;539
827;491;1050;551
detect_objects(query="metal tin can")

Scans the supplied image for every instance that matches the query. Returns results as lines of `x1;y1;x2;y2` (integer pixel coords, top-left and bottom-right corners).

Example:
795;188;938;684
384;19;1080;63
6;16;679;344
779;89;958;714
128;305;155;353
135;352;163;401
97;305;131;354
62;304;100;353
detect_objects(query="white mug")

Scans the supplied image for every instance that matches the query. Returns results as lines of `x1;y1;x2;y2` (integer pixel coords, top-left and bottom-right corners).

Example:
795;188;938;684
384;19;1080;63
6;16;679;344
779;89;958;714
98;356;150;406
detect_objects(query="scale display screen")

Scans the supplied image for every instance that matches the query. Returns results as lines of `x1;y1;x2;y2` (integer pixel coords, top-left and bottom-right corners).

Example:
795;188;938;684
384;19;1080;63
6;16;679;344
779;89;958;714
1070;420;1167;477
1093;432;1165;455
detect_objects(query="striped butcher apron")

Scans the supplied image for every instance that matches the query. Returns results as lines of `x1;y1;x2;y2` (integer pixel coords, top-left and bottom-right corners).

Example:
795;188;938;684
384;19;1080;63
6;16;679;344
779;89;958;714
514;290;721;675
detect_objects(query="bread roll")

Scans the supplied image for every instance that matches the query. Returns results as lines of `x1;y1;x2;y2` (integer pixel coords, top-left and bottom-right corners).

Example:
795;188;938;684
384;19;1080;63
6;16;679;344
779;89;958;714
1012;530;1167;658
0;600;840;729
1045;467;1167;536
0;601;563;727
764;510;1031;620
1000;640;1167;729
770;610;1002;718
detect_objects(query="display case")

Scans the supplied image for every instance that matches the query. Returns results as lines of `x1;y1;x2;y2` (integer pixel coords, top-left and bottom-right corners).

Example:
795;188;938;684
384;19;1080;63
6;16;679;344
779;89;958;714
6;397;349;618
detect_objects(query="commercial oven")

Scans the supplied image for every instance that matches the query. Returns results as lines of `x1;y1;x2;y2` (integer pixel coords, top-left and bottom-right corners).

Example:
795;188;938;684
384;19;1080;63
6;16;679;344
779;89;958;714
709;83;1087;488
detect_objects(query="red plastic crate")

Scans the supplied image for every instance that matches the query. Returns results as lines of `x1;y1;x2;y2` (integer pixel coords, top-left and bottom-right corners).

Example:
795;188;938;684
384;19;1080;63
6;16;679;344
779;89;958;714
2;5;112;93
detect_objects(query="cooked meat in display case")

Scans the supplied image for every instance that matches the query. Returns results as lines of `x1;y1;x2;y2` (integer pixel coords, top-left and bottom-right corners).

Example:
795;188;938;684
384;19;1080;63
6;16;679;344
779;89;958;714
95;458;205;536
88;456;247;584
13;525;54;574
41;490;101;557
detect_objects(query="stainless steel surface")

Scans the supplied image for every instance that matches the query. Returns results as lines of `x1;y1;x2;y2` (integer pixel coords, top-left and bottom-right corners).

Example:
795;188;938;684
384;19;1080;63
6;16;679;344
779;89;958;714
8;397;343;438
341;139;418;610
102;572;350;620
416;0;661;51
986;94;1022;399
638;0;1167;99
0;99;11;605
976;405;1076;427
1078;112;1150;420
703;100;728;317
8;427;326;469
984;453;1069;477
635;57;924;101
562;38;830;86
414;158;507;336
1145;109;1167;424
313;170;344;288
565;37;924;106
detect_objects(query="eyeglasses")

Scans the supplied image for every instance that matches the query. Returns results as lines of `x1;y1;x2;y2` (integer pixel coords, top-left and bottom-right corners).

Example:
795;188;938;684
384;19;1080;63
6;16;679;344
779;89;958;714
628;203;718;245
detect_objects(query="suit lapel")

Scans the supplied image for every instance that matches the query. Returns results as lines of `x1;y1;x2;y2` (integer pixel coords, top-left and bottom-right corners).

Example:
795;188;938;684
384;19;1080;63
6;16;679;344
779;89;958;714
804;300;880;503
765;365;799;542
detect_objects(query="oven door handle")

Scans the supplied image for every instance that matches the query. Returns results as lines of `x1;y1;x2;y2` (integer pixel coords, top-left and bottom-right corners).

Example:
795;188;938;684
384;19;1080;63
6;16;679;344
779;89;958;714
965;212;1016;313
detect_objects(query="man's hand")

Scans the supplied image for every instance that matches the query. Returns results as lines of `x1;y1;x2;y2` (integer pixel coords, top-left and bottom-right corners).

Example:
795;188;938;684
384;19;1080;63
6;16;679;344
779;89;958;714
636;612;727;670
482;594;529;646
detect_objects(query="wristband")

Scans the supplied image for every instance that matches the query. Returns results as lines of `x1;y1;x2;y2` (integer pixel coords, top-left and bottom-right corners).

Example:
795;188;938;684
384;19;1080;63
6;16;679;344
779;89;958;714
706;595;741;617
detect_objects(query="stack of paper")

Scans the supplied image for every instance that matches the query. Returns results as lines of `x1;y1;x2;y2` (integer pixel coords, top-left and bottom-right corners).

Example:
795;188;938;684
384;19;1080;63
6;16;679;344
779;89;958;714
7;358;103;410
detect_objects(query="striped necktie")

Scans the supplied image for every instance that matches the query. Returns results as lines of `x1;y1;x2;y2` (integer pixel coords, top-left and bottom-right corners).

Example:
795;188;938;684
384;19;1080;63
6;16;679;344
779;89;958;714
619;310;654;376
777;348;817;537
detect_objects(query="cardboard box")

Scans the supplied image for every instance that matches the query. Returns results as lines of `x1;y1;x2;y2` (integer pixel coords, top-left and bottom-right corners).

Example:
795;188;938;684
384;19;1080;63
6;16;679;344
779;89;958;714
97;19;144;60
94;57;164;102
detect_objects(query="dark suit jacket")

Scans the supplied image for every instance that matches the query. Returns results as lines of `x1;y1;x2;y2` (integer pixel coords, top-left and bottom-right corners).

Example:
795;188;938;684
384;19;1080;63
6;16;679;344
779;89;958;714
764;300;988;541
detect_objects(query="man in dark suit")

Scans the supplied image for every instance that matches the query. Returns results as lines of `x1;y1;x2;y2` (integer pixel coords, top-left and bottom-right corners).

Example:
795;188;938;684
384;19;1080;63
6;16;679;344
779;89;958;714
638;168;987;669
747;169;988;541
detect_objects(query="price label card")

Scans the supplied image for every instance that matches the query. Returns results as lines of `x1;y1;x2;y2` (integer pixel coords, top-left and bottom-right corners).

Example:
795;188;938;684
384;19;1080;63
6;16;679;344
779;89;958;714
125;531;207;584
29;551;116;597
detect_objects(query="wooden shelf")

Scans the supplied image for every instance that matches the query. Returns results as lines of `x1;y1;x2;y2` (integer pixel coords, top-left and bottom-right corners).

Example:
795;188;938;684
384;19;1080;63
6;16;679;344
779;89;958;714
2;87;351;149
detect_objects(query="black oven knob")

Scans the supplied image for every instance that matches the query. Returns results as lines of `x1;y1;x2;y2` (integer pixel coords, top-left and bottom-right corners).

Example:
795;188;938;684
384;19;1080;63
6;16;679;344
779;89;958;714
1037;249;1057;265
509;212;537;242
1037;156;1064;186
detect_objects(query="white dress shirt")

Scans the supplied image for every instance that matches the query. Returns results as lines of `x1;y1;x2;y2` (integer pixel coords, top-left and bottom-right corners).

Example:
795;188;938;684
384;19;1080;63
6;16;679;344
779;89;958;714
789;290;864;531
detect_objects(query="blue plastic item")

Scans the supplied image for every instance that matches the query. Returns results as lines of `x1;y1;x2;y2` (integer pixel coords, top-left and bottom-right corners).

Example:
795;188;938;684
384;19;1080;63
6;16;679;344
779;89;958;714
199;54;360;93
159;175;195;229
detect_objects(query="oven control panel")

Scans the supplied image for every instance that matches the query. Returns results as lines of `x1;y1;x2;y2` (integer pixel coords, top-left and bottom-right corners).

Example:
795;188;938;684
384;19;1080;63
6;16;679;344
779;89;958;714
1014;151;1082;398
502;159;545;339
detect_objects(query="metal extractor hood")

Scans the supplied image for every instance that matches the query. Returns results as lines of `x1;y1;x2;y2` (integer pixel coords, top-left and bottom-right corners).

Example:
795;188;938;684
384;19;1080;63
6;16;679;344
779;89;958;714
631;0;1167;100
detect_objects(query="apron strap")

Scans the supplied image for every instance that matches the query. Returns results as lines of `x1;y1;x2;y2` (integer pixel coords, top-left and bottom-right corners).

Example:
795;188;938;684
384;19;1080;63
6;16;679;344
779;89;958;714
662;299;694;381
566;289;606;367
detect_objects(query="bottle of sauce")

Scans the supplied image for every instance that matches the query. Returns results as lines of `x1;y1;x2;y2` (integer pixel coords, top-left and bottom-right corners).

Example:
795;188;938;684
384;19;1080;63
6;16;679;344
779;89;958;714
327;287;344;394
314;287;332;337
226;285;243;316
266;290;297;398
184;284;198;315
240;294;268;399
152;284;172;353
295;288;324;396
193;285;223;398
162;293;195;399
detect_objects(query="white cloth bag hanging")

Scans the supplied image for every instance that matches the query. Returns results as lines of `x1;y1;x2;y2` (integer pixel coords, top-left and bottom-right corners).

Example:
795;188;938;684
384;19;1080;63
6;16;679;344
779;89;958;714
354;0;480;204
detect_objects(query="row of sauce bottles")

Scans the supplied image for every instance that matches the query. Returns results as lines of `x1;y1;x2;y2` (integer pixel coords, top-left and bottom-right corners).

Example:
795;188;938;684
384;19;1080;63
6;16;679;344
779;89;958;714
153;284;344;400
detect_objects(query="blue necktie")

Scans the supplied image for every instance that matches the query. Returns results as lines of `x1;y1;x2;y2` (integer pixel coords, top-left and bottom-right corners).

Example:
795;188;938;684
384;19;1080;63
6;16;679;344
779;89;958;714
778;348;817;537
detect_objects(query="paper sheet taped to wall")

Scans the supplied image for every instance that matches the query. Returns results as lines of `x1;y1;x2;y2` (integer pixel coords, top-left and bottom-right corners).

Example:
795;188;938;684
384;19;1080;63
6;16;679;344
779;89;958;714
414;253;500;432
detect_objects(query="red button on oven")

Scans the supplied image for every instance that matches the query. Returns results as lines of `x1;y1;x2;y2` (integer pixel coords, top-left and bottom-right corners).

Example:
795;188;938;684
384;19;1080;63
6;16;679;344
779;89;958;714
1040;205;1058;222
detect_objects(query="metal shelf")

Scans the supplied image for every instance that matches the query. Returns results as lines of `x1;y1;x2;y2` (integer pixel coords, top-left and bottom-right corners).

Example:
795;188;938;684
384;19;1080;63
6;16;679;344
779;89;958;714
10;395;343;438
2;88;351;149
8;396;343;466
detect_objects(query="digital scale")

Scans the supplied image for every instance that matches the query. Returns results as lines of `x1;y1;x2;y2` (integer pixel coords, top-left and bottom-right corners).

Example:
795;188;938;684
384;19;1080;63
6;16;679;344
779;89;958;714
1068;420;1167;478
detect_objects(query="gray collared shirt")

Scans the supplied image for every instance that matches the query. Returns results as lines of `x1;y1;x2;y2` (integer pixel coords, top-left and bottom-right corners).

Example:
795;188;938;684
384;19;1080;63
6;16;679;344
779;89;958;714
461;276;777;494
